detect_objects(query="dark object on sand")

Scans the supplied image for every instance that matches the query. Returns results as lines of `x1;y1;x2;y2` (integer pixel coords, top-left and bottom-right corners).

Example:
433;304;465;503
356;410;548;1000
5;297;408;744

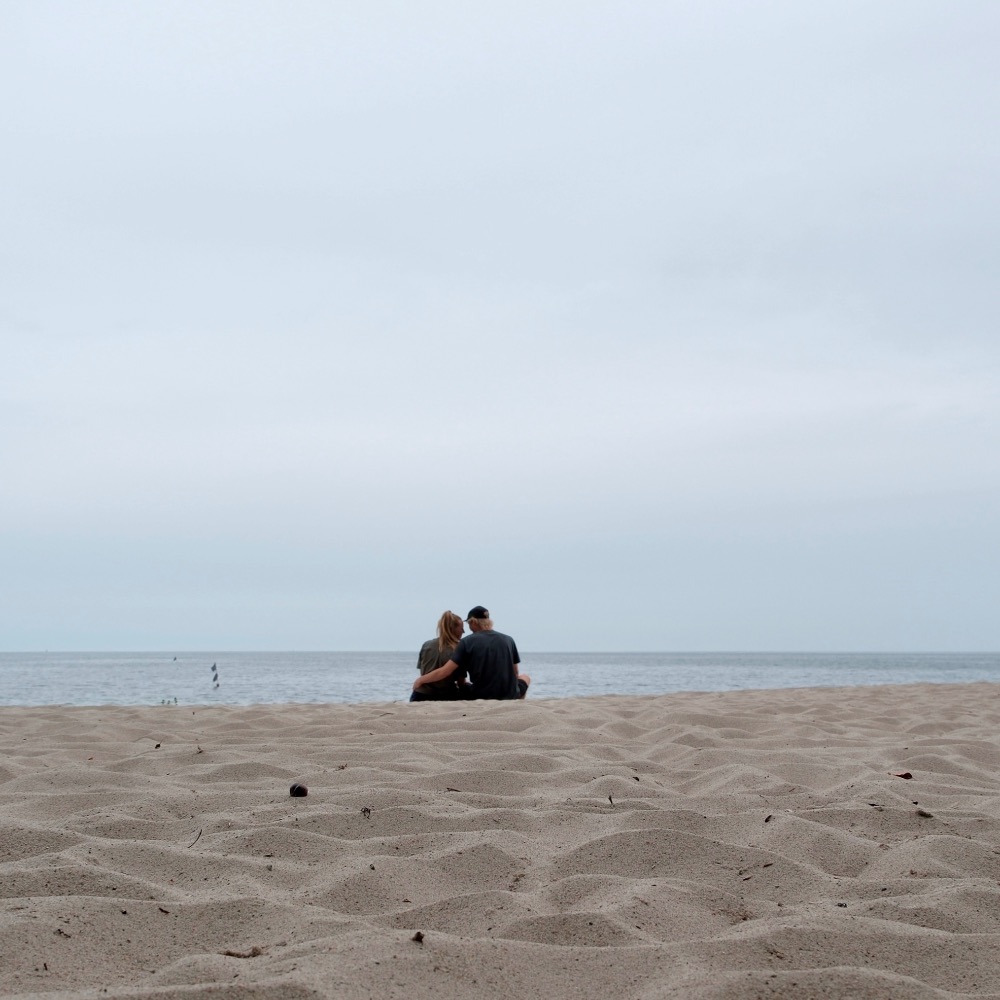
289;783;308;797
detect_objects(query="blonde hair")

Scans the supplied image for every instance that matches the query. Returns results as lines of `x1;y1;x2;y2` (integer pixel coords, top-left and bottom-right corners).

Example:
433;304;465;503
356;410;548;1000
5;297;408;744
436;611;464;652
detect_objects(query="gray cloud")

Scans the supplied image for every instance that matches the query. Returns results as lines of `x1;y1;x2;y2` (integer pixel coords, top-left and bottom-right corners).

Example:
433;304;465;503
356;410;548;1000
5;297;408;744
2;0;998;651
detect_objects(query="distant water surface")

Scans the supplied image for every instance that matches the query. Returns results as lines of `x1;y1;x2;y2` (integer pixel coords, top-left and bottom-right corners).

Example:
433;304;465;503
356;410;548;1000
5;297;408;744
0;651;997;707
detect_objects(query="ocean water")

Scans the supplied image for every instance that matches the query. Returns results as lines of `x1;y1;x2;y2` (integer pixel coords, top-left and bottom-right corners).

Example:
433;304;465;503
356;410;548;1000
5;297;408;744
0;651;997;707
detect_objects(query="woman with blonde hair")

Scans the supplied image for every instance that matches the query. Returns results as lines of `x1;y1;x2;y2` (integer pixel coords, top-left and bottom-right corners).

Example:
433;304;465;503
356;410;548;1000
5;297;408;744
409;611;467;702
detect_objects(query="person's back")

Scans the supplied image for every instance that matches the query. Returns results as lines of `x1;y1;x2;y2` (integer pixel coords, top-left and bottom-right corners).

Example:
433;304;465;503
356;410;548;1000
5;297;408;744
452;628;520;699
411;605;530;701
450;606;529;700
410;611;467;702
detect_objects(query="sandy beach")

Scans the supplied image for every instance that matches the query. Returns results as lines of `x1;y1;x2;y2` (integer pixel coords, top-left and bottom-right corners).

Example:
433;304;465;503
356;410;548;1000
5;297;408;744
2;683;999;999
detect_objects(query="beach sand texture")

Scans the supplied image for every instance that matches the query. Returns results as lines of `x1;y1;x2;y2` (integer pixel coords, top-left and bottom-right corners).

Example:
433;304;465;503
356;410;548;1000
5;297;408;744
2;683;1000;999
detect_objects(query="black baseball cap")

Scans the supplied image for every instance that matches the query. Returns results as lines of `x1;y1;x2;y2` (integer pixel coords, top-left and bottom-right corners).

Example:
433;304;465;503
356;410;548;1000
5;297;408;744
465;605;489;621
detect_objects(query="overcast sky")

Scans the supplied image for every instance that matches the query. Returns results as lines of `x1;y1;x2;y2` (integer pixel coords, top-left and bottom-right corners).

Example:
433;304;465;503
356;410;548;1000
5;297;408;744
2;1;998;652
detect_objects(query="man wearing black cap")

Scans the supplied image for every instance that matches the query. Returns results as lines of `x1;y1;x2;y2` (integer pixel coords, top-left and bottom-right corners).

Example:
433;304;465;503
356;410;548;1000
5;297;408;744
412;606;530;700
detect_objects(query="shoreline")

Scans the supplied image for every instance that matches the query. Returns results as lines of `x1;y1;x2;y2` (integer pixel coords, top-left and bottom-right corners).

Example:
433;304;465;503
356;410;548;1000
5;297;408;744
4;651;998;709
2;683;999;998
2;673;998;710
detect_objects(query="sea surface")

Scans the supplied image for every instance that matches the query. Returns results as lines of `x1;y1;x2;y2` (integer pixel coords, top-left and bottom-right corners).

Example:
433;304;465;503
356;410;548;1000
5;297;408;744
1;651;998;707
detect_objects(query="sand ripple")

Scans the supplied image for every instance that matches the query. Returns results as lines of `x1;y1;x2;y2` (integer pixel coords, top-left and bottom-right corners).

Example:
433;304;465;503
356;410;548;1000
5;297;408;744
1;683;1000;998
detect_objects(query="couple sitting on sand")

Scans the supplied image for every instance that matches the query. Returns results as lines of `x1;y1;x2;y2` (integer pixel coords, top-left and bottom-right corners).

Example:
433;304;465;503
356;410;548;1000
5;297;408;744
410;605;531;702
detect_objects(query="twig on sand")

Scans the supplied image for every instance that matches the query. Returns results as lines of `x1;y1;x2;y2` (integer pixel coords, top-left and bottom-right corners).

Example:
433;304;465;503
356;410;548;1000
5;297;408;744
187;828;203;848
223;946;264;959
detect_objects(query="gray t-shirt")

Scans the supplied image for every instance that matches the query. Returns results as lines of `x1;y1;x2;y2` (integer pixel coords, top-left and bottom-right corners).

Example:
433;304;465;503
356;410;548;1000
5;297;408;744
417;638;463;694
451;629;520;700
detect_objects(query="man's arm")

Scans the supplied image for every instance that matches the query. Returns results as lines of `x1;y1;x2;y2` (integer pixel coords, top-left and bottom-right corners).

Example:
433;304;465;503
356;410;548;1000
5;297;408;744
513;660;531;694
413;659;460;690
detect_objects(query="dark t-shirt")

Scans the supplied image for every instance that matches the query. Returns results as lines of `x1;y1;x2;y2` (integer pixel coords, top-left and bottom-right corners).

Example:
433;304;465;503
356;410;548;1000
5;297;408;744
450;629;521;700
